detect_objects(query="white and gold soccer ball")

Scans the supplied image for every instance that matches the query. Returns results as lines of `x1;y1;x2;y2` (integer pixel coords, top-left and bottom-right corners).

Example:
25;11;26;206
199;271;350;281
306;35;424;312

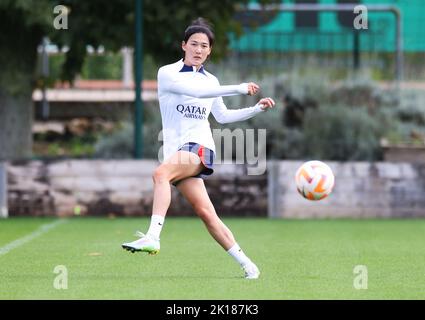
295;160;335;201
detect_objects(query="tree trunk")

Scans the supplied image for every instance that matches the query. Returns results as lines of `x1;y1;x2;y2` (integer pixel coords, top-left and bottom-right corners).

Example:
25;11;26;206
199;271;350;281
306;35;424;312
0;90;33;160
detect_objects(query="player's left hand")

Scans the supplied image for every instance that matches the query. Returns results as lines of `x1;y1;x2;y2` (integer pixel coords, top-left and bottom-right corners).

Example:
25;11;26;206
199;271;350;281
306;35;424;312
257;97;275;111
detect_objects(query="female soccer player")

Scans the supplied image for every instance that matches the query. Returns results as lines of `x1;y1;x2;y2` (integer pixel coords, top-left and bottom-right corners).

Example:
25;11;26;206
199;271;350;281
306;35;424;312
122;18;275;279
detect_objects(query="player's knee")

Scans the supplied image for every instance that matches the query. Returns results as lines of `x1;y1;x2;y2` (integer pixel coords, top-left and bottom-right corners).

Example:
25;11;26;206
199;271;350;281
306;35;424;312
195;205;215;225
152;167;170;184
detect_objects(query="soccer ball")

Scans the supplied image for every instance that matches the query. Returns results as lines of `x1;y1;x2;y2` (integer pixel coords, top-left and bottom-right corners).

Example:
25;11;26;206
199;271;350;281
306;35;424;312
295;160;335;201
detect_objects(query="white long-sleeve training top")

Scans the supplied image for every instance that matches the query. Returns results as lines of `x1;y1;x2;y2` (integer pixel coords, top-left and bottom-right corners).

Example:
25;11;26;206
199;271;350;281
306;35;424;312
157;59;264;161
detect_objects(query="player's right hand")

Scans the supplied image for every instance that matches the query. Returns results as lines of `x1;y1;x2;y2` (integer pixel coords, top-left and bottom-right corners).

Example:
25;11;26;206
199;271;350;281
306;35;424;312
247;82;260;96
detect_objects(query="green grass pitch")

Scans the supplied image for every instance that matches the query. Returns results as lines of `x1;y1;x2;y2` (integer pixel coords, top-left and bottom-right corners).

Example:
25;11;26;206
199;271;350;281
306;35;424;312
0;217;424;299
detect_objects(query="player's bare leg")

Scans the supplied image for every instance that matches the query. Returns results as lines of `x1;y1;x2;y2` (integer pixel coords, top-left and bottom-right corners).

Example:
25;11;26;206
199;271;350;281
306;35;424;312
151;151;204;216
122;151;204;254
177;177;260;279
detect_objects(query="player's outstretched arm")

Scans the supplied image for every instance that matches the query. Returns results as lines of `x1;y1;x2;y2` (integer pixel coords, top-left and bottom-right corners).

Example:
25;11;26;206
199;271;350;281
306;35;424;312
158;68;261;99
211;97;276;124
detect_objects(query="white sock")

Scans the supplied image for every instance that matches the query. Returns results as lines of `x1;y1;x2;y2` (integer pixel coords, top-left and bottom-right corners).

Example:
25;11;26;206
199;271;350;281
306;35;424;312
227;243;251;266
146;214;164;240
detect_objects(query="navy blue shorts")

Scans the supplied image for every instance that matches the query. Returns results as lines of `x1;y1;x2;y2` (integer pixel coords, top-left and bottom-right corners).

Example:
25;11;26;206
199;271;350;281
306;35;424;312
173;142;215;186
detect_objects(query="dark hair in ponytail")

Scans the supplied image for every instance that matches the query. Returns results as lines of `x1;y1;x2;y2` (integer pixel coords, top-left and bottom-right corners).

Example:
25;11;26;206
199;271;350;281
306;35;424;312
183;17;215;46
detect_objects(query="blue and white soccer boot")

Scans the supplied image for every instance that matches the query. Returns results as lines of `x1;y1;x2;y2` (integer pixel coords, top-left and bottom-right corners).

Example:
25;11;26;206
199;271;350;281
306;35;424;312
242;261;260;279
122;231;160;255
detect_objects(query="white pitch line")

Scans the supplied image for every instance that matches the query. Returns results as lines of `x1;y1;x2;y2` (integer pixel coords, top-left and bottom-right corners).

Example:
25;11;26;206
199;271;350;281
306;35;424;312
0;219;68;257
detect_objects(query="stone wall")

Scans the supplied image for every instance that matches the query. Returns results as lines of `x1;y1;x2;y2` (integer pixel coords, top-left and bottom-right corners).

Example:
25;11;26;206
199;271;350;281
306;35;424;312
6;160;267;217
5;160;425;218
269;161;425;218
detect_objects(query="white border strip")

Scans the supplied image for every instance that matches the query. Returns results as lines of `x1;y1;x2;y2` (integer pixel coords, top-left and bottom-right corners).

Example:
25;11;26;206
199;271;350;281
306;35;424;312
0;219;68;256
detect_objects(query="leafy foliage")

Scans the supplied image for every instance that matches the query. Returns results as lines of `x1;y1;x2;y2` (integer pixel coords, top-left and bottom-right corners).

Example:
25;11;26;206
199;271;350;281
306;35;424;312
302;105;384;161
0;0;51;93
1;0;280;86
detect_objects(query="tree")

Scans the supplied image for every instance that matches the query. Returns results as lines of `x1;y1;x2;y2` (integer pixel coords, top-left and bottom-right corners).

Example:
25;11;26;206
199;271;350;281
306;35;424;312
0;0;52;159
0;0;277;160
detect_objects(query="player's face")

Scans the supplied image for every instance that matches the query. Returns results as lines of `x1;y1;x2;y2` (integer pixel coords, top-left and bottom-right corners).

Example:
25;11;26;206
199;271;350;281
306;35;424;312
182;33;211;69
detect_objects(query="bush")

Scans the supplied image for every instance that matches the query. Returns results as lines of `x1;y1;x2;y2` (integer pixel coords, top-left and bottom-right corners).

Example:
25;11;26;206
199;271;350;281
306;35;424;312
381;90;425;145
93;103;163;159
93;72;425;161
302;105;387;161
93;122;134;158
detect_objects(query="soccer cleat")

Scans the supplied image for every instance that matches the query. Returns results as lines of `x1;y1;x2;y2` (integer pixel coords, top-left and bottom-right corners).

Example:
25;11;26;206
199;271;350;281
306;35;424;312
122;231;160;255
242;261;260;279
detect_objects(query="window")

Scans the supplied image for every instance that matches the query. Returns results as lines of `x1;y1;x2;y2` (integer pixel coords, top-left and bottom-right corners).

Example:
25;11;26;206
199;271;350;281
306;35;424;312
337;0;361;28
295;0;319;29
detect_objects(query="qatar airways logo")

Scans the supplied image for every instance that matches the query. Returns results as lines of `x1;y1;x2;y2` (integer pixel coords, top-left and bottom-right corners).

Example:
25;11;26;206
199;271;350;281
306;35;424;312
176;105;207;120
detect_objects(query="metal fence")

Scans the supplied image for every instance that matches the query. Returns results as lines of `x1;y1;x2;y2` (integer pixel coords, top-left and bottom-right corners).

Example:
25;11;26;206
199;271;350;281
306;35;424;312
225;21;394;79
